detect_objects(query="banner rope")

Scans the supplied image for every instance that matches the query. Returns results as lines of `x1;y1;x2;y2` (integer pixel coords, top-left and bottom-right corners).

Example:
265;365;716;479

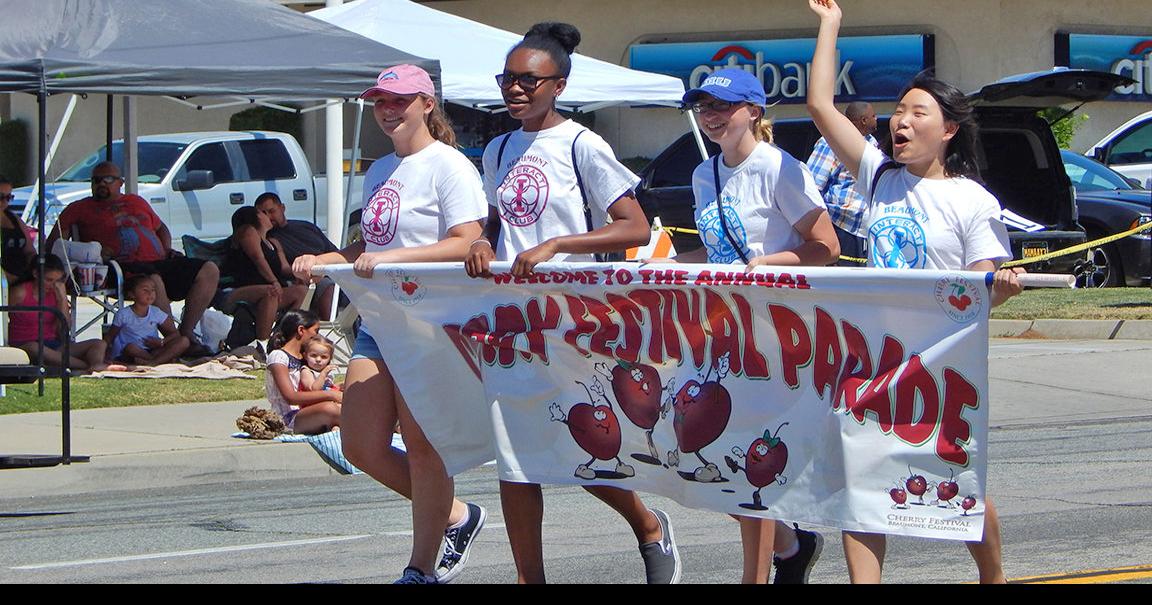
656;221;1152;266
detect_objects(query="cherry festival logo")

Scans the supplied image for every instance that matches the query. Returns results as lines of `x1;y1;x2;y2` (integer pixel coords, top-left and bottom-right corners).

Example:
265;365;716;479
385;268;425;306
934;275;983;323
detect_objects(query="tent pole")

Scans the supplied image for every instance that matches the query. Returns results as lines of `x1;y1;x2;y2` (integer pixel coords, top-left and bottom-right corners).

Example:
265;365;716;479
36;91;47;396
343;98;365;242
323;0;346;243
106;96;114;160
123;97;138;195
686;110;708;161
20;94;80;224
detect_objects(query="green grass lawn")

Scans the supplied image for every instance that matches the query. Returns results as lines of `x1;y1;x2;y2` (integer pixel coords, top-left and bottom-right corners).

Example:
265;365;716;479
3;287;1149;415
991;287;1152;320
0;371;267;415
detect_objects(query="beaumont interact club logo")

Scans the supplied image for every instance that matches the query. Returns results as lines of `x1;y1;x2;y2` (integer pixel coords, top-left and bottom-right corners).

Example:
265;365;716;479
934;275;983;323
363;185;401;246
498;164;549;227
386;268;425;306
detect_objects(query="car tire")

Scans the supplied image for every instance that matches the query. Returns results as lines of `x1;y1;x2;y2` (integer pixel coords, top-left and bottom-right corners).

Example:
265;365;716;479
1080;236;1123;288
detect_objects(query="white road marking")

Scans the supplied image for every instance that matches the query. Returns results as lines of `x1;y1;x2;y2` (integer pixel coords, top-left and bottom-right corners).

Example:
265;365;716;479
381;523;506;537
11;534;373;570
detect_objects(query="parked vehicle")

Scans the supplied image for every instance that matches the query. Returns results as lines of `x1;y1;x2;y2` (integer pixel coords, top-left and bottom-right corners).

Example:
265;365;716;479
1087;109;1152;190
12;131;365;248
1060;150;1151;287
636;69;1133;279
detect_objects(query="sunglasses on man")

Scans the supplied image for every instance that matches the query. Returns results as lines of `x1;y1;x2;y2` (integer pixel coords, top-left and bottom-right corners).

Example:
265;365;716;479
91;175;124;185
0;194;14;202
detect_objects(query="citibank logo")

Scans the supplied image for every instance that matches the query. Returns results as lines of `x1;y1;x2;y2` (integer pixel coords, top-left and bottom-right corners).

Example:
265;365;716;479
690;44;856;100
1112;40;1152;96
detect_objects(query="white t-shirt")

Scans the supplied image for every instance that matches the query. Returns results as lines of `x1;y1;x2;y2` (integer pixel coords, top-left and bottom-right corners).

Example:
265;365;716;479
691;142;826;264
482;119;640;261
265;348;304;425
360;140;487;253
110;305;170;359
855;145;1011;270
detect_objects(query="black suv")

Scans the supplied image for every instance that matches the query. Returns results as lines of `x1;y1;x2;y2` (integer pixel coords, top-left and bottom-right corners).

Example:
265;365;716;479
636;69;1133;276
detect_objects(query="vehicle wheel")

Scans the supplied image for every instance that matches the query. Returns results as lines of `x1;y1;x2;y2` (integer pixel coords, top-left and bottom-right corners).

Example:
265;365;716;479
1077;240;1123;288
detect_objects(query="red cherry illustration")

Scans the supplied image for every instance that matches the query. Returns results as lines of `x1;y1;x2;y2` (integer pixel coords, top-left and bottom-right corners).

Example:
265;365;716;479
672;378;732;454
564;402;621;462
906;467;929;505
961;495;977;516
743;423;789;489
608;360;662;430
890;487;908;506
936;468;959;506
401;280;418;296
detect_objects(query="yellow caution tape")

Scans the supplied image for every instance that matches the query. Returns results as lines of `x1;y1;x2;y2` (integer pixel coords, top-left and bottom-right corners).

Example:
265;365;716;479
1003;220;1152;268
660;221;1152;267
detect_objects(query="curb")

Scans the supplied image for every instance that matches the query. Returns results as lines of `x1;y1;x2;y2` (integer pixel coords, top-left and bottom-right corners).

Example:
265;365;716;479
989;319;1152;340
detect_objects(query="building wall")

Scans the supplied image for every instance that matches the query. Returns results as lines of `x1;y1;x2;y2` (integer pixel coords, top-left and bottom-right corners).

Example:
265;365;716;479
6;1;1149;176
428;0;1151;159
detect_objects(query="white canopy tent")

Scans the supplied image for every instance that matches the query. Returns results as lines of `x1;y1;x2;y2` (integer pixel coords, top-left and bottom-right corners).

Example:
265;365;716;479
309;0;686;113
308;0;709;167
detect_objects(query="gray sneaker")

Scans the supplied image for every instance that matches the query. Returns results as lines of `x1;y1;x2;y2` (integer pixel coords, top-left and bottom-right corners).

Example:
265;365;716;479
638;508;682;584
772;524;824;584
435;502;487;584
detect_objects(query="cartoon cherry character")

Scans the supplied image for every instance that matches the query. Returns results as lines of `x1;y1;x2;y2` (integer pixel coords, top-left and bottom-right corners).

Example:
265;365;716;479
888;482;909;509
666;352;732;483
595;361;673;465
549;378;634;480
905;467;929;505
724;423;789;510
935;468;960;508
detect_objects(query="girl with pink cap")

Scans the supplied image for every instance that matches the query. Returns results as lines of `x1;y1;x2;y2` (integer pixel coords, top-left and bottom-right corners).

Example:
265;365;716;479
294;64;488;585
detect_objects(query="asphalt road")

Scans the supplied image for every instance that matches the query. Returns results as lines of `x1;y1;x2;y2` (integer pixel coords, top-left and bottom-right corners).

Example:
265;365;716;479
1;339;1149;584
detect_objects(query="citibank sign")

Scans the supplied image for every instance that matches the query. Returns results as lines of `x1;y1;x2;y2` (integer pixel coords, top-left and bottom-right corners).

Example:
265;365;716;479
1057;33;1152;101
628;35;933;105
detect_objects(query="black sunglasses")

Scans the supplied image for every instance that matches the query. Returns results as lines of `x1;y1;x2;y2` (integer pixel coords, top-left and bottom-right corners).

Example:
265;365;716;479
683;99;742;114
91;175;124;184
0;194;14;202
495;72;564;92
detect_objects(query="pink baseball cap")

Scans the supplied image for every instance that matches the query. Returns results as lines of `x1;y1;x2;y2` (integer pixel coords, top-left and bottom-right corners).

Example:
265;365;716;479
360;64;435;99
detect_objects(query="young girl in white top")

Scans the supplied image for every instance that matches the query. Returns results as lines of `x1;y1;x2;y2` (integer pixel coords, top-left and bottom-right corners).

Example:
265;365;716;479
806;0;1023;584
657;67;840;584
293;65;488;585
264;309;341;435
106;274;190;365
465;23;680;585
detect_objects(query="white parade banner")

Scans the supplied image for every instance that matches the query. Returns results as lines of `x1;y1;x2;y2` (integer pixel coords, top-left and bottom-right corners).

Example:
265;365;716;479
326;262;995;541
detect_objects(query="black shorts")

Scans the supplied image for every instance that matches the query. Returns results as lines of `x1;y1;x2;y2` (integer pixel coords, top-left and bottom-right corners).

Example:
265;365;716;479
120;257;209;301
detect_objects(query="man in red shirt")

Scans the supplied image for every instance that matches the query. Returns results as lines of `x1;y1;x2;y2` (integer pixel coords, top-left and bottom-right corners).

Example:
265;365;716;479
47;162;219;355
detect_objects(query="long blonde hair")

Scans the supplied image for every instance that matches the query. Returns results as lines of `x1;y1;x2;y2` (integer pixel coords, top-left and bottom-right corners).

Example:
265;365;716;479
751;106;774;144
423;95;457;148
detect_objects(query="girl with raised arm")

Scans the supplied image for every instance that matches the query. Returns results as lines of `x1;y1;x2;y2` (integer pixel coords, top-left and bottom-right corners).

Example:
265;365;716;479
806;0;1022;583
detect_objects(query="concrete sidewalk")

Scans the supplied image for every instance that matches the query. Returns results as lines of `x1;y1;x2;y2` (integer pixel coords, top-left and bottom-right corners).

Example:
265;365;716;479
0;400;344;499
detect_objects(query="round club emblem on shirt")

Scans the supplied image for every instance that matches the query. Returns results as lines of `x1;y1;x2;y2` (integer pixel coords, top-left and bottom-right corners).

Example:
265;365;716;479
498;165;549;227
934;274;983;323
697;198;748;264
363;186;401;246
869;216;927;269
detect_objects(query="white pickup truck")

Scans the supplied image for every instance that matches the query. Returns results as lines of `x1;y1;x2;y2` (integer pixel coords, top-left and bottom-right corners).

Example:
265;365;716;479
13;131;365;247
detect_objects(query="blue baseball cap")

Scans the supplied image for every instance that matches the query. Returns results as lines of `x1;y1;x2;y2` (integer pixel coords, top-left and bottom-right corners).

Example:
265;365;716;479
681;68;767;106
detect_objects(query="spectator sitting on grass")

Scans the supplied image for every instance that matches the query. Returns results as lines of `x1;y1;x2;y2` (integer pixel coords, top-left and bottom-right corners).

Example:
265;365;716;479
298;335;341;393
6;255;113;372
105;274;190;366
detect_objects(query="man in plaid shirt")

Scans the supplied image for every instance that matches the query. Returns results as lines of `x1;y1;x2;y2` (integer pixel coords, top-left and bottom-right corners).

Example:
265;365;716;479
806;102;878;266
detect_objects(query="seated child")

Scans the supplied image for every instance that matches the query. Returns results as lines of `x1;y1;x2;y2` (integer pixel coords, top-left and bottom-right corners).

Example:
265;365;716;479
105;275;190;365
7;254;111;371
298;335;341;392
265;310;341;435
